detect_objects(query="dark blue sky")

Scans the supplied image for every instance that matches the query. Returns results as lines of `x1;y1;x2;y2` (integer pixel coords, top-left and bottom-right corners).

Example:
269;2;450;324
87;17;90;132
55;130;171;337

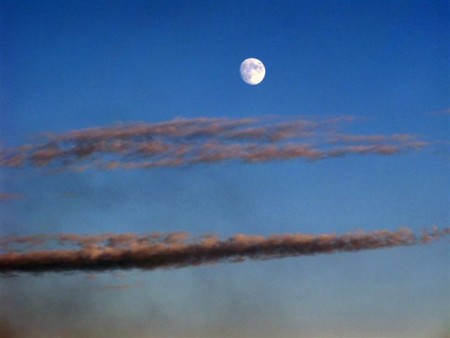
2;0;448;137
1;1;449;337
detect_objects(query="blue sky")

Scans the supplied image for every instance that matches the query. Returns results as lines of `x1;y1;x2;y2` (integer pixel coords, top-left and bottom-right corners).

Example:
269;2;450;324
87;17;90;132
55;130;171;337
1;0;449;337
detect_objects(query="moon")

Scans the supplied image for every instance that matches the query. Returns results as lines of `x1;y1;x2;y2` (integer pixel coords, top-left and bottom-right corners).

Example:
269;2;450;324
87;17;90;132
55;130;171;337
240;58;266;85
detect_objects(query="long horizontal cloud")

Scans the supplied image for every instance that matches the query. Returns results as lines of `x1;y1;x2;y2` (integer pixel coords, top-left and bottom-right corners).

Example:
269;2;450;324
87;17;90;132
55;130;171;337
0;117;426;171
1;227;448;275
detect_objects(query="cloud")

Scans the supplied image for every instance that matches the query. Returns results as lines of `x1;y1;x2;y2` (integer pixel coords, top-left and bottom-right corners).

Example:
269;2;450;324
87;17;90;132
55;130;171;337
0;193;22;202
1;227;448;275
430;108;450;116
0;117;427;171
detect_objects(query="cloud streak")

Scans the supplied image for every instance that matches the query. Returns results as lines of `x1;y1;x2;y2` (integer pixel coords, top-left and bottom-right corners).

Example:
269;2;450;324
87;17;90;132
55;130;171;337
0;117;426;171
1;227;448;275
0;193;22;202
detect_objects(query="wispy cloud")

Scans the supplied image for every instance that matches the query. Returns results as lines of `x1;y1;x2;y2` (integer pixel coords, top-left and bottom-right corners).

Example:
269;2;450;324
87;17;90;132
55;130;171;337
429;108;450;116
0;117;426;171
0;193;22;202
1;227;447;275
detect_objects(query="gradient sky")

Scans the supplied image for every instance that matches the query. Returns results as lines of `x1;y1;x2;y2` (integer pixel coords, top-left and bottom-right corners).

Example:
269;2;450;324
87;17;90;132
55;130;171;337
0;0;449;337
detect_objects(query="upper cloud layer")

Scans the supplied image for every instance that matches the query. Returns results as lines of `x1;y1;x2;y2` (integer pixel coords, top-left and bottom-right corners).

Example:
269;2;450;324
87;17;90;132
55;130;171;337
0;116;427;171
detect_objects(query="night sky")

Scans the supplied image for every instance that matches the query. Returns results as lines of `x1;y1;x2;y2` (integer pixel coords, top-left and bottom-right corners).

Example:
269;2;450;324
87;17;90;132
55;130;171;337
1;0;449;337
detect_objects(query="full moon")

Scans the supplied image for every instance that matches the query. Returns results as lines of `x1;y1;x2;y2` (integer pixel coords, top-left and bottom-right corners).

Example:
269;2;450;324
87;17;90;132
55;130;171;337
240;58;266;85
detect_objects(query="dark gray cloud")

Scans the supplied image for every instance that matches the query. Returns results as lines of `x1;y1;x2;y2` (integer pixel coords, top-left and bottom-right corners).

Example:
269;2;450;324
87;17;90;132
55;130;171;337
1;227;448;275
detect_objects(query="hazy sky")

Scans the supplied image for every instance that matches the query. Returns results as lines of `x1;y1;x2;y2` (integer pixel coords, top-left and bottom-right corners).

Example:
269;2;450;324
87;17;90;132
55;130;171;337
1;0;449;337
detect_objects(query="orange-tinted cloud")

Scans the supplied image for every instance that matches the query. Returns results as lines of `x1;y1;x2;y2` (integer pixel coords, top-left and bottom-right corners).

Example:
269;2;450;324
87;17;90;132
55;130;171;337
1;227;447;275
0;117;427;171
0;193;22;202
